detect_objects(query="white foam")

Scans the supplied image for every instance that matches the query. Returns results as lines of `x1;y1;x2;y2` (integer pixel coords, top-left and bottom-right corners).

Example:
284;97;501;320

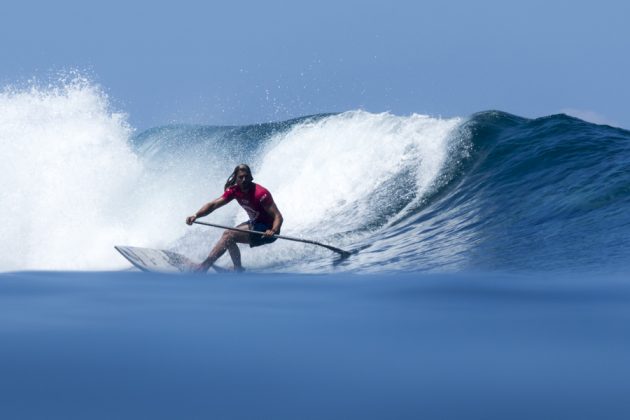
241;111;464;270
256;111;462;234
0;78;210;271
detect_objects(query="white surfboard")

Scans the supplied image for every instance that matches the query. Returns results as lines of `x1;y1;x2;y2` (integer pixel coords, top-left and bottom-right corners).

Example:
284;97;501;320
115;245;231;274
115;246;196;273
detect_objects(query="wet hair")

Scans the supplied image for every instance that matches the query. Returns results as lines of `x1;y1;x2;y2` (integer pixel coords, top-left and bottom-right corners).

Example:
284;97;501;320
224;164;254;190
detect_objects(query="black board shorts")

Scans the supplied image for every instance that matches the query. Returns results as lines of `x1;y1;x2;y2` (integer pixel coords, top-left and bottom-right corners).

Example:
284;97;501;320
247;221;279;248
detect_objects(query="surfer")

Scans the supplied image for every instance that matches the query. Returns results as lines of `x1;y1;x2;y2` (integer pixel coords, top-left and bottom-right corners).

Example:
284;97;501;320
186;164;283;272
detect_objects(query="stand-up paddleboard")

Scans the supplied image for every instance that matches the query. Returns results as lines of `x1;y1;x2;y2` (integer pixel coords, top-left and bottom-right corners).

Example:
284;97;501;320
114;246;228;273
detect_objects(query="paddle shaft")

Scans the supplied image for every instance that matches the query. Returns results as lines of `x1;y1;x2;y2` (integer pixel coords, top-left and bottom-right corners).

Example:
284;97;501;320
192;220;350;257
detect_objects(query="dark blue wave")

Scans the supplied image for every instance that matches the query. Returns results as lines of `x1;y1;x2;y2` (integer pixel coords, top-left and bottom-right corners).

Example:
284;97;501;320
401;111;630;272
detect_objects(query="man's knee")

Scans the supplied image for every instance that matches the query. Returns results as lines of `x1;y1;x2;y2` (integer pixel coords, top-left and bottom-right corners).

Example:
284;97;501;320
221;230;237;243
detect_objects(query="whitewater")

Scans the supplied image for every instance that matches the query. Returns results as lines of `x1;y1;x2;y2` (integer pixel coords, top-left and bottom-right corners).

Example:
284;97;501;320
0;80;467;272
3;78;630;420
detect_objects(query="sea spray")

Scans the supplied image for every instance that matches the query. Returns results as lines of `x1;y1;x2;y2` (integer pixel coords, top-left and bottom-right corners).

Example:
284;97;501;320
0;79;198;270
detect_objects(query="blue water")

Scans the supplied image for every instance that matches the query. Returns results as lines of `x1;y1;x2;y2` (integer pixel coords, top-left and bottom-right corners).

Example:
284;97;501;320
3;271;630;419
2;81;630;418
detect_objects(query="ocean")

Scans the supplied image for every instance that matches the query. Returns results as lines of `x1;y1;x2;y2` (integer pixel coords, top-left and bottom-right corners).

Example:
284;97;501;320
2;80;630;419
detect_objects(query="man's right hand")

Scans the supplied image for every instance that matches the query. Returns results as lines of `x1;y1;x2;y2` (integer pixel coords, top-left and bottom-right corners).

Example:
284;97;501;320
186;215;197;225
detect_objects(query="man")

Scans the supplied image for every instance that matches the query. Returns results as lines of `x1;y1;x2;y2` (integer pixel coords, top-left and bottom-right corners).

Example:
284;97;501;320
186;164;283;272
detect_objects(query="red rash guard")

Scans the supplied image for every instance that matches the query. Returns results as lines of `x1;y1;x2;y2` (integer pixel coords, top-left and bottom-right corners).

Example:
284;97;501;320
221;183;275;225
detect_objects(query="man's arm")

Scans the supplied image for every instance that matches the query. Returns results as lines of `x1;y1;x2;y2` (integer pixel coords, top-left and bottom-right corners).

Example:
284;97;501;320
186;196;229;225
262;201;283;237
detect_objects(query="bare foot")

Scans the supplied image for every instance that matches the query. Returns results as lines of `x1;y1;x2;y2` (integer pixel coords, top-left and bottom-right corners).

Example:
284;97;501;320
190;262;210;273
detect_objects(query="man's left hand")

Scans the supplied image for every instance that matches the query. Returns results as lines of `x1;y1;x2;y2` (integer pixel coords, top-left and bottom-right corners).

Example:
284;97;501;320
263;229;276;238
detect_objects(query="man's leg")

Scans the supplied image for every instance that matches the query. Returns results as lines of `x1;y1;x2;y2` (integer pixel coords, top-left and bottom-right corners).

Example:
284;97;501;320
226;240;242;270
195;224;250;272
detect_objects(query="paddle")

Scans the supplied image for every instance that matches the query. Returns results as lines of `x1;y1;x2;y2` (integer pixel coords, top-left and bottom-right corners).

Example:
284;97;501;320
192;220;351;258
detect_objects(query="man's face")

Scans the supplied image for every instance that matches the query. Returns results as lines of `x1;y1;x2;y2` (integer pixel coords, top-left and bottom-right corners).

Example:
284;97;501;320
236;170;252;189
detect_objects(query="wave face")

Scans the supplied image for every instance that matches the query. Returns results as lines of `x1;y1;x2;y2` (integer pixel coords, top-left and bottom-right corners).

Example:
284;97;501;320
395;111;630;273
2;80;630;272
